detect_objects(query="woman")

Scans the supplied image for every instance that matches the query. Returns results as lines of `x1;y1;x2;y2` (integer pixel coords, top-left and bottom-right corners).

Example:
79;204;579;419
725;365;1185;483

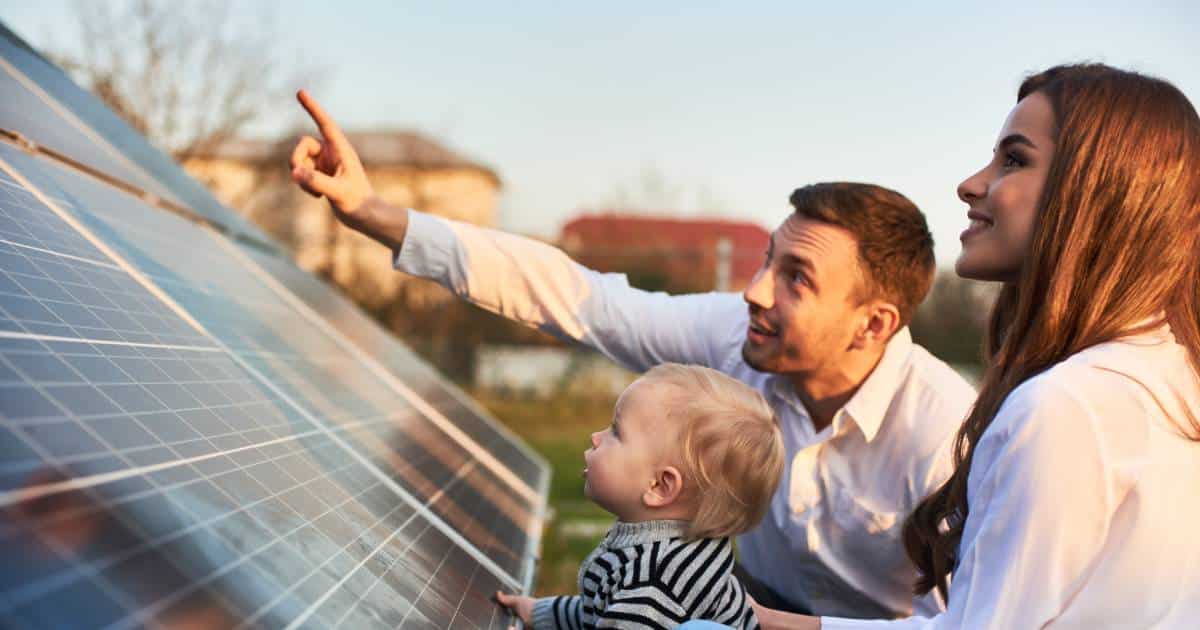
687;63;1200;629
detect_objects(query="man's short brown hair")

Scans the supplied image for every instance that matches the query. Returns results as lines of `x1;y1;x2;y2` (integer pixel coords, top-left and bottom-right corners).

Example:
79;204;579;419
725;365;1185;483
789;182;935;327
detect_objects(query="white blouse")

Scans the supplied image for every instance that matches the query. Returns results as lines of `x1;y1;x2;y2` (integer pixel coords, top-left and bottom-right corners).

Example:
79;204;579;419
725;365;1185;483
823;325;1200;629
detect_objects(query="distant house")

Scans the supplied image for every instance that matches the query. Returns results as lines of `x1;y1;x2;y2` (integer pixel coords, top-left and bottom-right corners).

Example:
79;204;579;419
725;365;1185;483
560;213;770;293
183;130;500;311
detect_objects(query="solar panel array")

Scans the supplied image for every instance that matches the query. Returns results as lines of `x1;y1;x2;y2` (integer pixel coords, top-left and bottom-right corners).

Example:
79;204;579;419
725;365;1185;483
0;22;548;630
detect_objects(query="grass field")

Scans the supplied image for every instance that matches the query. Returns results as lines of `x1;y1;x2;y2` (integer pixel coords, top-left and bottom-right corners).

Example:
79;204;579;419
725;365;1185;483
473;389;618;595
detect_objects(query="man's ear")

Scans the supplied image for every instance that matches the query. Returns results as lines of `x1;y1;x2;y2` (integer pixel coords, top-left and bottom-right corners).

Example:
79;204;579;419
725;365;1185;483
851;301;901;350
642;466;684;508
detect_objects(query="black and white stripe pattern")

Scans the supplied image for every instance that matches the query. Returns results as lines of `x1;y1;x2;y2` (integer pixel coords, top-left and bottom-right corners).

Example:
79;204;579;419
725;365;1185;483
532;520;758;629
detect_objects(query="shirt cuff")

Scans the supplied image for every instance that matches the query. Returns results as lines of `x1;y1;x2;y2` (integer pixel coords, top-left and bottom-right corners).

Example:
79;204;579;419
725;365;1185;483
531;597;559;630
390;209;456;279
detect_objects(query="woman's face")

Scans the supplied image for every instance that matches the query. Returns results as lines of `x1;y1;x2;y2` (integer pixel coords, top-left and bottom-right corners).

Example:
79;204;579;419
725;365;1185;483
955;91;1057;282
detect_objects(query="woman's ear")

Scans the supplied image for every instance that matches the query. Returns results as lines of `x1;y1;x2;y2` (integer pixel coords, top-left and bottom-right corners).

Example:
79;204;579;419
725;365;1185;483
642;466;684;508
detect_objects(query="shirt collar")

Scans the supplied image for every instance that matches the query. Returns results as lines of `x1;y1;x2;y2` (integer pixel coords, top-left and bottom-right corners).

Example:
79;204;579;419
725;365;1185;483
604;519;690;548
840;326;914;443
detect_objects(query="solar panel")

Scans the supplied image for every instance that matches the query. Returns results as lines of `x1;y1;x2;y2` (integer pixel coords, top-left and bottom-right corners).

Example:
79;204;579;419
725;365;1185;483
0;20;548;630
242;246;549;493
0;23;280;251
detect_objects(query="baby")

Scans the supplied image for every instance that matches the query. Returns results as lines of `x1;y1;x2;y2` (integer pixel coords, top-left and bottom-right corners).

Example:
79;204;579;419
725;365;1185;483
497;363;785;629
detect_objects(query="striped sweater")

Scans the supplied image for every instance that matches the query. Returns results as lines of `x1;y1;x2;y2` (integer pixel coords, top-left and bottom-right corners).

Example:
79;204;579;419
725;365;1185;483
532;520;758;629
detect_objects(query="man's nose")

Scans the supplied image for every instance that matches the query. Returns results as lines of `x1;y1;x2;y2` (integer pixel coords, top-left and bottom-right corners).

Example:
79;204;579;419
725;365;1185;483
743;266;773;310
589;431;601;448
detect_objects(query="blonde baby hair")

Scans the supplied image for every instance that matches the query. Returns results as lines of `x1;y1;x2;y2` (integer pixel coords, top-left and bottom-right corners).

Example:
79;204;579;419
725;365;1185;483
639;363;784;540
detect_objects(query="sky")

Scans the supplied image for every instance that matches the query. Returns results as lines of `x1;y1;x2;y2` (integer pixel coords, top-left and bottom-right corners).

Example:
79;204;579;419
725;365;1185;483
2;1;1198;267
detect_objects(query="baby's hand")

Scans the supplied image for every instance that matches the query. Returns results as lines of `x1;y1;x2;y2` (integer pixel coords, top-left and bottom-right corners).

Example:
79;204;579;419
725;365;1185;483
494;590;536;625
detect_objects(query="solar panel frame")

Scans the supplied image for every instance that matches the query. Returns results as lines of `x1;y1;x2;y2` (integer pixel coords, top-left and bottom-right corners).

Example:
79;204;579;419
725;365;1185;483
0;142;537;628
0;55;180;209
93;182;526;569
0;17;552;625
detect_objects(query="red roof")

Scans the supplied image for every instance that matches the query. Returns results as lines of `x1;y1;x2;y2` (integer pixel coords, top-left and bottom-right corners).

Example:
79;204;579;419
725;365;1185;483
560;212;770;292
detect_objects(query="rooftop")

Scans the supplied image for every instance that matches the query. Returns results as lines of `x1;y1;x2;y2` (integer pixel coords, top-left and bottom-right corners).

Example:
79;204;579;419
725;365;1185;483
191;130;501;186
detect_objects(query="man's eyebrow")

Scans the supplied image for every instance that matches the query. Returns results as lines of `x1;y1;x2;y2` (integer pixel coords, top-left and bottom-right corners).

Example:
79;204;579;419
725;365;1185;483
780;253;814;269
996;133;1038;151
779;253;817;277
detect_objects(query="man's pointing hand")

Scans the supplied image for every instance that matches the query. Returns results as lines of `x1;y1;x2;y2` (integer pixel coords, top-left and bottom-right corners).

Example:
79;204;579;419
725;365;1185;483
290;89;373;217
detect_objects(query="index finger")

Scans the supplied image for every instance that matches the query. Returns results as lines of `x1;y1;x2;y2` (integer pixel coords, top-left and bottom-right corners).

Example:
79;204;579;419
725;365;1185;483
297;89;349;146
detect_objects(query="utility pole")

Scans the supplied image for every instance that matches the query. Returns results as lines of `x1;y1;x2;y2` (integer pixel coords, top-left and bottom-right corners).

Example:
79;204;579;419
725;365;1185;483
715;237;732;292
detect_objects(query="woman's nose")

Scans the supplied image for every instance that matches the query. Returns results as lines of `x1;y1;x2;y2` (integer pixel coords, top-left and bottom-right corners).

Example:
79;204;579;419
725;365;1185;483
957;166;988;204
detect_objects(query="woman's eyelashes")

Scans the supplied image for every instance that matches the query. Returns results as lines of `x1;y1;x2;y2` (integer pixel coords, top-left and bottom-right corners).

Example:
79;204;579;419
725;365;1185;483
1002;150;1027;169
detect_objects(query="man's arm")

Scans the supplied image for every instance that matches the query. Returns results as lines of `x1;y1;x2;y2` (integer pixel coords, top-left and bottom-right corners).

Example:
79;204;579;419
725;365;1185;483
395;210;744;371
290;90;409;251
290;90;744;372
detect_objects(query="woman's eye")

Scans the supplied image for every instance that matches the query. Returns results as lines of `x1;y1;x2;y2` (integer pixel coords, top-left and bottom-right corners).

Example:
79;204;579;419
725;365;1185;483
1002;152;1025;168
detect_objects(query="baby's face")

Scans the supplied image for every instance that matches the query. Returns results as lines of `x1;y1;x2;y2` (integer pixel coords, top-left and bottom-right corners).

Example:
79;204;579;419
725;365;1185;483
583;378;681;520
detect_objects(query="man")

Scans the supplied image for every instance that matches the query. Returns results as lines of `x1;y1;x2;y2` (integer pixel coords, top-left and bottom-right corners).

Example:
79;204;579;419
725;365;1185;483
288;90;975;619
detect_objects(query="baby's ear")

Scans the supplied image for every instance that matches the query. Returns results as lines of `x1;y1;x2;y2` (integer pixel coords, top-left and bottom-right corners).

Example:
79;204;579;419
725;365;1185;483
642;466;684;508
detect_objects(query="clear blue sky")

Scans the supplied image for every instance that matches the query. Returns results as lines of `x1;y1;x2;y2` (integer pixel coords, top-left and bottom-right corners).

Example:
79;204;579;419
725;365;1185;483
3;1;1198;267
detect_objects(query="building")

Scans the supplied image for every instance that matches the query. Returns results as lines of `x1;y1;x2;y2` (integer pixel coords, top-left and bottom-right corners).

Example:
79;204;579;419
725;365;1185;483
183;130;500;311
560;213;770;293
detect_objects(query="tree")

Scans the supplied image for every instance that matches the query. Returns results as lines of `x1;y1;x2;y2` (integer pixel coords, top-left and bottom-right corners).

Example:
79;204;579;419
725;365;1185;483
910;271;998;373
42;0;315;162
597;163;730;217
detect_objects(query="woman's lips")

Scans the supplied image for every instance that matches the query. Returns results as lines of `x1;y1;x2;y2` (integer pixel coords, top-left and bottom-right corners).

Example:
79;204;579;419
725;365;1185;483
960;221;990;242
961;212;994;242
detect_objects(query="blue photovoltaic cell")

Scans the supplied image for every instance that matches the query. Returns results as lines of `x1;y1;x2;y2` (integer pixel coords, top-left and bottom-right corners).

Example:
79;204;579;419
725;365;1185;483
0;149;523;629
1;144;542;587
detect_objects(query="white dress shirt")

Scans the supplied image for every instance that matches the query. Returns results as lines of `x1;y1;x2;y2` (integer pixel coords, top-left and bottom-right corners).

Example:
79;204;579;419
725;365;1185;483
393;211;977;618
821;325;1200;629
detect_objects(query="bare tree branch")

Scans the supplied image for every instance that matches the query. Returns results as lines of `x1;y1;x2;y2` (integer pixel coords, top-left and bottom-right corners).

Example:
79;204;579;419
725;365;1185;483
43;0;317;162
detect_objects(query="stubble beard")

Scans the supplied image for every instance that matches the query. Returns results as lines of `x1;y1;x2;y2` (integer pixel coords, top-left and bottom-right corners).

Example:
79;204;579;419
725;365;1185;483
741;339;780;373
